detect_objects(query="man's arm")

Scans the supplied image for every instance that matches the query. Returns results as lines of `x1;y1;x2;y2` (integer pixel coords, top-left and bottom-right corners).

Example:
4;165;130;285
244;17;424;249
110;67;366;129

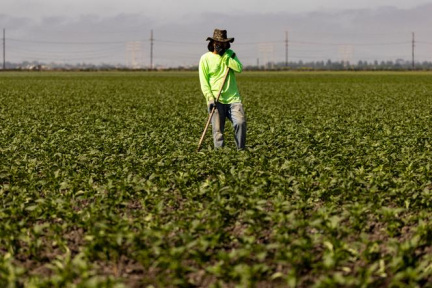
223;49;243;73
199;57;215;104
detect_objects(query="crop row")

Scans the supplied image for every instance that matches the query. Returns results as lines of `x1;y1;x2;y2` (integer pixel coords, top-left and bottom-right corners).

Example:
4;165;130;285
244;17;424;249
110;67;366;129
0;72;431;287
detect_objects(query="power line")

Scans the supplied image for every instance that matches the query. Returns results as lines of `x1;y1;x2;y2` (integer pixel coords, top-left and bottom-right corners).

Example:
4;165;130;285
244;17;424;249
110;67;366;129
9;46;125;55
30;29;148;35
154;39;201;45
289;40;410;46
417;41;432;45
8;38;136;45
288;31;415;36
5;30;432;66
6;36;415;47
8;51;123;62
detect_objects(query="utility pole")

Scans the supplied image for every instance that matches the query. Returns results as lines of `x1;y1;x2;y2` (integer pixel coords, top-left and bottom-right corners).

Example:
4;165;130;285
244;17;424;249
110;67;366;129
285;31;288;67
3;28;5;70
150;30;154;70
412;32;415;69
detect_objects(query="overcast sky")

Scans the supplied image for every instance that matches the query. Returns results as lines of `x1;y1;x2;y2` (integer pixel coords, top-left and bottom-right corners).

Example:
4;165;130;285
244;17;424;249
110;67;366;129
1;0;432;67
2;0;432;20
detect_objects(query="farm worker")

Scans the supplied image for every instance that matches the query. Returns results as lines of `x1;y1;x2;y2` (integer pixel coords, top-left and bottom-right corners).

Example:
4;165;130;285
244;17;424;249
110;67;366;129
199;29;246;150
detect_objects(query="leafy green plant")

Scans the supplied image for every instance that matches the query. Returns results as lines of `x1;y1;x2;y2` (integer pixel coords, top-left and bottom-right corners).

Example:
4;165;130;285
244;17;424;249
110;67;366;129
0;71;431;287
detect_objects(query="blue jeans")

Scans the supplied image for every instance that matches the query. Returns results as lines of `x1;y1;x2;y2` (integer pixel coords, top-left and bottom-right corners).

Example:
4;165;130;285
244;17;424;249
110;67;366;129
209;102;246;150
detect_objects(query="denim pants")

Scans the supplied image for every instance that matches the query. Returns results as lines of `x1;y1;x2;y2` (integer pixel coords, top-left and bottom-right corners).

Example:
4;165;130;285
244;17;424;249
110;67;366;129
209;102;246;149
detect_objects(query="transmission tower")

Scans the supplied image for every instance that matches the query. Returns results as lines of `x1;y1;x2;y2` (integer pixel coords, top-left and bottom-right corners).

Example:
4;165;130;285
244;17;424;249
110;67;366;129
150;30;154;70
259;43;274;70
412;32;415;69
338;45;354;68
125;41;144;69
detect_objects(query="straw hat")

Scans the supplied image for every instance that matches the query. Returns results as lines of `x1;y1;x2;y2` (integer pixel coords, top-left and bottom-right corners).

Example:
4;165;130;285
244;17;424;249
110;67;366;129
206;29;234;43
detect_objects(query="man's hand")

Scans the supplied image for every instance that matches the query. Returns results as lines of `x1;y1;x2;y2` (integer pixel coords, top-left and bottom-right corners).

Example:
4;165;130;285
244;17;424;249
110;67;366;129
215;43;225;56
208;100;217;112
223;51;236;65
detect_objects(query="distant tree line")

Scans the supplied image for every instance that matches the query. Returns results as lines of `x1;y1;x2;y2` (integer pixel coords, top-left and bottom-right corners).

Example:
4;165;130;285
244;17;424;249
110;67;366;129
3;59;432;71
2;61;122;71
246;59;432;71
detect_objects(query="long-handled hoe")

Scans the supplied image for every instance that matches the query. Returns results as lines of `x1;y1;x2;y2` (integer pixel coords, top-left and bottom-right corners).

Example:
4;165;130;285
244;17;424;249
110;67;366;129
197;67;231;152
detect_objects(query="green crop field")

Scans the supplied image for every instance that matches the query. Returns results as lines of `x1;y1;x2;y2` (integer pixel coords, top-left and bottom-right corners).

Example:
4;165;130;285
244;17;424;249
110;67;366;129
0;71;431;287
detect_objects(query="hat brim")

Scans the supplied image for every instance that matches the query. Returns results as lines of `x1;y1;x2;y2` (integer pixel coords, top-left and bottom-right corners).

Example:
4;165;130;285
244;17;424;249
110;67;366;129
206;37;234;43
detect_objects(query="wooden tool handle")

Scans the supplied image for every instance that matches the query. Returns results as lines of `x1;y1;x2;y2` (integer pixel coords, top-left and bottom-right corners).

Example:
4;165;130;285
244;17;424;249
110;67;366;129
197;68;231;152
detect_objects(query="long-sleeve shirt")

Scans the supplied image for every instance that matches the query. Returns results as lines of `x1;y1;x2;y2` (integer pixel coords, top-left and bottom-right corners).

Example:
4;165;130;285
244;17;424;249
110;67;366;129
199;49;243;105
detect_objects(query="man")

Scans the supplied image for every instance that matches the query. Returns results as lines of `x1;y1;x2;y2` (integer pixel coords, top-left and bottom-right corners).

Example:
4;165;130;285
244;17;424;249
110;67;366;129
199;29;246;150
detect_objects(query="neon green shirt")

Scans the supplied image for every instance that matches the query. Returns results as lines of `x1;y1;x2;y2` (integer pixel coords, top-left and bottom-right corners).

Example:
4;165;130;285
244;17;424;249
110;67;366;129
199;49;243;105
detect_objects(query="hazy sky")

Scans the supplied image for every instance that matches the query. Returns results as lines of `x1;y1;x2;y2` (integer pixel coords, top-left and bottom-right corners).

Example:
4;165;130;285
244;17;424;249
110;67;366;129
2;0;432;20
1;0;432;67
